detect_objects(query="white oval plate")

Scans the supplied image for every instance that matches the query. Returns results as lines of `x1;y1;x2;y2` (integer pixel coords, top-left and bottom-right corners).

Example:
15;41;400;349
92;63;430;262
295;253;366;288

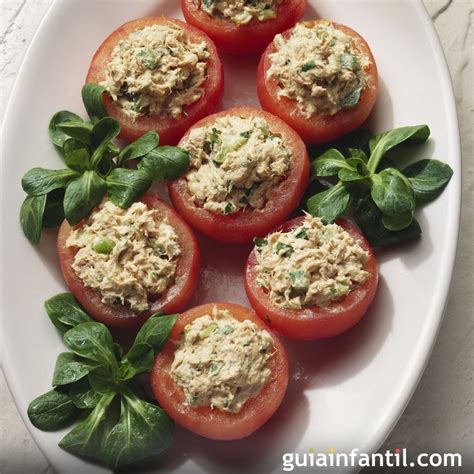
1;0;461;472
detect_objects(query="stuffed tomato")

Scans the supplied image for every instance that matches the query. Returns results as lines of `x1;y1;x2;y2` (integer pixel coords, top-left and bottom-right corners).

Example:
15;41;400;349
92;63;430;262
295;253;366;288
57;194;200;329
168;106;310;243
181;0;307;55
86;17;224;145
151;302;289;440
245;214;378;340
257;19;378;144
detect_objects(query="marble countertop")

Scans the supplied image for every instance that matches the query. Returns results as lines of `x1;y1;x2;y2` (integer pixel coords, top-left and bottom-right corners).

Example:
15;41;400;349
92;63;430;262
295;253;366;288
1;1;472;472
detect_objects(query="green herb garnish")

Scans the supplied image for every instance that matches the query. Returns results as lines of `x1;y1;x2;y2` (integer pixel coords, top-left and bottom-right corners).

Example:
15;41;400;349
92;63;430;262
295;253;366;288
27;293;177;468
307;125;453;246
20;84;190;243
276;242;294;257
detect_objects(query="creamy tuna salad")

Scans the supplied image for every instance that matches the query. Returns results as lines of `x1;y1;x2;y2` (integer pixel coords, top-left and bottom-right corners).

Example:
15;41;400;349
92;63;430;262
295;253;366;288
180;114;292;215
267;21;371;117
66;200;181;312
200;0;284;25
103;23;210;119
255;214;369;309
170;306;274;413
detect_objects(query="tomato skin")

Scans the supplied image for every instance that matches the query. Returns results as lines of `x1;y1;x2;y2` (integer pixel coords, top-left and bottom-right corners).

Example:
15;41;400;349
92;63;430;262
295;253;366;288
57;194;201;329
181;0;307;55
86;17;224;145
168;106;310;244
244;217;379;340
151;302;289;440
257;20;378;144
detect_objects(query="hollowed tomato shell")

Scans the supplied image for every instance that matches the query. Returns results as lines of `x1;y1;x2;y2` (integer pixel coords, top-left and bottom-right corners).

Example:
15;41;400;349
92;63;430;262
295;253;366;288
57;194;201;329
86;17;224;145
181;0;307;55
168;106;310;244
257;20;378;144
245;216;379;340
151;302;289;440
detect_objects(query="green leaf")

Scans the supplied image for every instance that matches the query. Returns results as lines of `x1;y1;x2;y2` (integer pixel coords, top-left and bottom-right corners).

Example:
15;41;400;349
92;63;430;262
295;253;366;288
311;149;348;177
44;293;93;334
337;158;369;182
348;148;368;162
64;171;107;225
82;83;108;122
69;378;102;409
307;182;351;224
118;131;159;165
57;121;93;144
52;352;100;386
88;365;118;395
124;313;177;375
49;111;84;147
63;139;91;172
90;117;121;169
21;168;80;196
403;159;453;204
371;168;416;230
42;189;65;228
340;88;362;109
106;168;151;208
63;322;117;367
103;390;173;468
133;313;177;353
59;392;115;461
368;125;430;172
28;389;80;431
354;197;422;247
20;195;46;244
139;146;190;182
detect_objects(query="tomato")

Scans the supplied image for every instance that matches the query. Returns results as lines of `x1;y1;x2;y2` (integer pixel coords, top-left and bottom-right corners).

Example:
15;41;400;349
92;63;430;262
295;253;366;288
257;20;379;144
86;17;224;145
168;106;310;244
244;216;379;340
57;194;200;329
151;302;289;440
181;0;307;55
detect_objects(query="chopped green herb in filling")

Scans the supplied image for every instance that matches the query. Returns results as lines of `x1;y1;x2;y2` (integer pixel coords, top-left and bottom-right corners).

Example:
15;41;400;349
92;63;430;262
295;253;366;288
103;23;209;119
200;0;284;25
267;22;371;117
180;115;292;215
170;306;274;413
255;214;369;309
66;200;181;311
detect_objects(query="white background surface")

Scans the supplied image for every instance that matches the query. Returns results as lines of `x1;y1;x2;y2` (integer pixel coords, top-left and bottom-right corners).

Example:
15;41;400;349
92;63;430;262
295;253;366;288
0;1;472;473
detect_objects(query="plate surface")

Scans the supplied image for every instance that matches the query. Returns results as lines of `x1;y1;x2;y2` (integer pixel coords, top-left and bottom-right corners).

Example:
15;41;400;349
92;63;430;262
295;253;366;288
0;0;461;472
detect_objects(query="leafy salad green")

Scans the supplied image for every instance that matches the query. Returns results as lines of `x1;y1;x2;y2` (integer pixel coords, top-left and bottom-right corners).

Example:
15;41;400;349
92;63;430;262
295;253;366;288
28;292;177;468
306;125;453;247
20;84;190;243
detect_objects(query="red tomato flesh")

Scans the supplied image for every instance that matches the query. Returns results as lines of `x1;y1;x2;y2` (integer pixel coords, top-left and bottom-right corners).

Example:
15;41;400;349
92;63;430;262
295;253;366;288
57;194;201;329
181;0;307;55
86;17;224;145
168;106;310;244
151;302;289;440
245;216;379;340
257;20;378;144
